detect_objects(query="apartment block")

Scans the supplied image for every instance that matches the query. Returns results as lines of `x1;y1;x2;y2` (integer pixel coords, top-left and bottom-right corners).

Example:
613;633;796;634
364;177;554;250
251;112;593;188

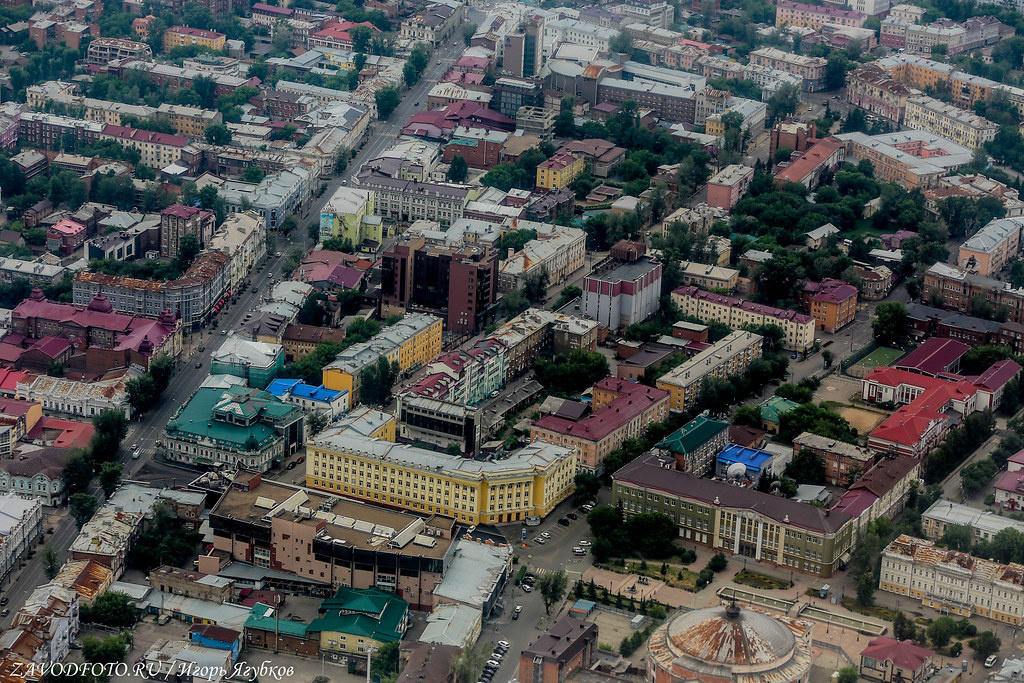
846;64;917;124
161;204;215;258
400;2;461;46
706;164;754;210
957;217;1024;277
774;137;846;190
520;618;597;683
671;285;815;351
776;1;868;30
905;95;998;149
485;309;599;378
357;170;473;228
614;452;856;577
155;104;223;138
99;125;196;172
835;130;973;188
657;331;764;411
307;432;578;525
748;48;827;91
880;534;1024;624
381;237;497;335
803;278;858;333
321;314;444;404
877;54;1024;117
163;26;226;52
531;377;670;473
402;338;508;407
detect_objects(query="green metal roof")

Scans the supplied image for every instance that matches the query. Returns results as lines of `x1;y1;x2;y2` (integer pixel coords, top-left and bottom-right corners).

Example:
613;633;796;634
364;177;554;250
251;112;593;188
308;587;408;644
657;415;728;455
760;396;800;423
165;386;300;449
245;602;310;638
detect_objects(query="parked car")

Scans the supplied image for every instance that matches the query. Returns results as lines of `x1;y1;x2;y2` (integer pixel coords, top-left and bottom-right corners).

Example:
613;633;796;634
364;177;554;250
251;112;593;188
296;455;305;464
196;362;202;368
578;540;591;547
533;537;546;545
287;462;297;469
512;606;522;620
567;512;578;520
521;584;532;592
573;547;587;556
557;518;570;526
986;655;999;668
540;532;551;539
497;640;510;649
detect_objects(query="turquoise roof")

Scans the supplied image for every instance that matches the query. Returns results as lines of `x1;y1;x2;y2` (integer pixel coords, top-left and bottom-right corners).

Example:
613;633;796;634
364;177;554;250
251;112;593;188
308;587;408;643
245;603;310;638
166;386;300;450
760;396;800;424
657;415;729;455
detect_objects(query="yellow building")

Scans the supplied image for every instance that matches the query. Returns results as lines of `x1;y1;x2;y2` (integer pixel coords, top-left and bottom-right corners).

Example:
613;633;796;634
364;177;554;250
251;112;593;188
163;26;226;53
307;432;577;524
155;104;223;138
319;186;382;249
670;286;815;351
656;331;764;412
321;314;443;404
535;153;584;191
332;406;397;442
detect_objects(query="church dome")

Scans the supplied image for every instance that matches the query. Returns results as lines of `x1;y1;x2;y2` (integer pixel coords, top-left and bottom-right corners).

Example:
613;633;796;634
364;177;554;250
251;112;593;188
28;288;45;301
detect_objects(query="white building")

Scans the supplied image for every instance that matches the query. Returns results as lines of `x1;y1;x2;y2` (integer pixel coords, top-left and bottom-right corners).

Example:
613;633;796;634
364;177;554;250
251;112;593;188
17;372;136;420
0;494;42;584
497;222;586;292
206;210;267;296
11;584;79;665
582;257;662;333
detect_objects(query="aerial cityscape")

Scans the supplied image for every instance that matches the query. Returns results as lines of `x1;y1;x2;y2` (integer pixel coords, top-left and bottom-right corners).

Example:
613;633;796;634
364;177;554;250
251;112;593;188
0;0;1023;680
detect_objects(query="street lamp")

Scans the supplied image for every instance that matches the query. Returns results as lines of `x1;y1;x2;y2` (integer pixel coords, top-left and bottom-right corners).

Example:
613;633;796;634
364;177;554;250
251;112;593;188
365;645;377;683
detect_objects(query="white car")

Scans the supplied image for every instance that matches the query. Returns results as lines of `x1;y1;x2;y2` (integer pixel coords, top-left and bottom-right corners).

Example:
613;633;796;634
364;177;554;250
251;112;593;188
540;531;551;539
521;584;532;592
533;537;546;545
573;547;586;555
578;540;591;547
497;640;510;649
986;655;999;668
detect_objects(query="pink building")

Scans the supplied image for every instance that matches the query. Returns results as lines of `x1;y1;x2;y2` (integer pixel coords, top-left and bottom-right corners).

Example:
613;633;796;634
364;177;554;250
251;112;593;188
776;0;868;30
46;218;86;255
706;164;754;209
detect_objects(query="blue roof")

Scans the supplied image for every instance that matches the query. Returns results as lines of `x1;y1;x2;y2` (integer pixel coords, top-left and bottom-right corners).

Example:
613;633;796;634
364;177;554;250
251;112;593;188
290;383;343;402
266;378;301;397
265;378;344;403
717;443;774;473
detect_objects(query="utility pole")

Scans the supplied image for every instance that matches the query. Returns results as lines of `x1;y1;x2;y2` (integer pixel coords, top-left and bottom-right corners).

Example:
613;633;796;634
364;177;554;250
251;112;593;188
366;645;377;683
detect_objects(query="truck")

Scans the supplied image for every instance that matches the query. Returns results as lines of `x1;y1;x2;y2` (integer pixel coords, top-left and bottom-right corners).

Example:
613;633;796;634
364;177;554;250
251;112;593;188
525;516;541;526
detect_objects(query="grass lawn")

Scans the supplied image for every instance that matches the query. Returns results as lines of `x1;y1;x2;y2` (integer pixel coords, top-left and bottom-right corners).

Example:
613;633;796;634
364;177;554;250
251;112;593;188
857;346;904;370
733;570;792;590
843;220;884;240
840;596;895;621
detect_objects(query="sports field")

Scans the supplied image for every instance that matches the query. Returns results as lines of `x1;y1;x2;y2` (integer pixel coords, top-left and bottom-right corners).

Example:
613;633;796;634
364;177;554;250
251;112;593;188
855;346;904;370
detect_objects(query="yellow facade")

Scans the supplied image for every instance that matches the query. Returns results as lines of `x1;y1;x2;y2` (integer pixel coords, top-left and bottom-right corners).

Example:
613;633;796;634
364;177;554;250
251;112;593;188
535;154;584;190
163;28;227;53
321;315;443;404
306;435;577;524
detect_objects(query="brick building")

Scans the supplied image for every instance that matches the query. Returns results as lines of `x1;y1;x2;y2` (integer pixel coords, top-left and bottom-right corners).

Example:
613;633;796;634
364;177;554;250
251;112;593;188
160;204;215;259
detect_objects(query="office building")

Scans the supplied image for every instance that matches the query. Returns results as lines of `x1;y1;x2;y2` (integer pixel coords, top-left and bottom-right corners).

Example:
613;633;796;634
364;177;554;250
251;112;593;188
774;138;846;189
655;415;729;476
161;204;215;258
614;452;855;577
880;534;1024;624
307;431;578;524
163;385;304;471
163;26;226;52
846;64;916;124
582;257;662;333
706;164;754;210
498;223;586;293
657;331;764;412
748;48;828;91
803;278;859;332
319;186;381;250
485;309;599;378
381;236;497;335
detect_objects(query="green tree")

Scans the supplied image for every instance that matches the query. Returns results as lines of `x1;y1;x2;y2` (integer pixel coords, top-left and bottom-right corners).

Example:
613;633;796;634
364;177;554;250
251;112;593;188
375;86;400;120
82;633;128;664
371;641;400;679
785;449;827;485
461;23;478;45
610;29;632;53
307;410;330;437
359;356;401;407
447;155;468;183
538;569;568;614
837;667;859;683
129;501;202;571
856;571;876;607
64;449;94;495
961;458;999;495
98;462;123;499
766;83;801;125
928;616;957;648
893;611;916;642
969;631;1001;660
825;52;849;90
500;290;529;319
452;638;486;683
628;513;679;558
241;165;265;183
43;544;59;580
708;552;728;572
176;233;201;270
149;354;173;394
70;493;99;528
535;350;610;394
82;591;137;628
125;373;159;415
350;25;373;53
573;472;601;504
90;409;128;463
940;523;975;552
204;123;232;145
523;268;550;304
872;302;909;347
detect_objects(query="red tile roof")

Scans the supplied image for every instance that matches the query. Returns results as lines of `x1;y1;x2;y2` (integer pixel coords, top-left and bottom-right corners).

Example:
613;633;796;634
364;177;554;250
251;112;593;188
102;124;188;149
774;137;844;184
860;637;933;671
533;378;668;443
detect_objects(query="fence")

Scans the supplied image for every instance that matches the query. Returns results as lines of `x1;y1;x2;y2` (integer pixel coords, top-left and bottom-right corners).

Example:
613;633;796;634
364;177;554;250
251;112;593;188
841;340;879;379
